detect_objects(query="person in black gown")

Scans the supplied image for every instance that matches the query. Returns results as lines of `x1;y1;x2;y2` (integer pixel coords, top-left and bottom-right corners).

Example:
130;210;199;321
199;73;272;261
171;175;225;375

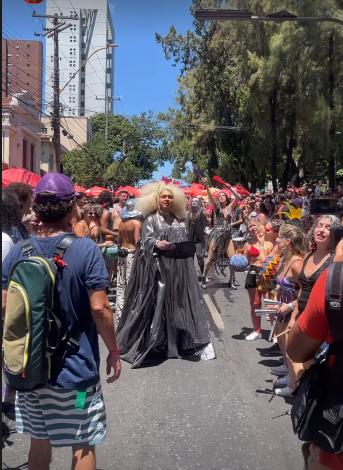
116;182;215;368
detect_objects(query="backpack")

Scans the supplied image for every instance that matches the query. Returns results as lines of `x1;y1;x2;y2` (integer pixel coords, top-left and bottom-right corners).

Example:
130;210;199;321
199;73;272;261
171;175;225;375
3;234;80;391
291;262;343;453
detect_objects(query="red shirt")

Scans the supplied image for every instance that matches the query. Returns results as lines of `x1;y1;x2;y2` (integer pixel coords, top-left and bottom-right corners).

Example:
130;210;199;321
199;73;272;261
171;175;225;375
298;270;343;470
298;270;333;343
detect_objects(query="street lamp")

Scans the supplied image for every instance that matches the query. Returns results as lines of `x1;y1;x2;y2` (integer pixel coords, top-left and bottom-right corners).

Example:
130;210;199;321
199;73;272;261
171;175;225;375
59;43;118;93
194;8;343;25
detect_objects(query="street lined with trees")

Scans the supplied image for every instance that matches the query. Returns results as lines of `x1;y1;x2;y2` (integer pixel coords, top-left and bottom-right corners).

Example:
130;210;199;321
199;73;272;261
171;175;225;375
156;0;343;191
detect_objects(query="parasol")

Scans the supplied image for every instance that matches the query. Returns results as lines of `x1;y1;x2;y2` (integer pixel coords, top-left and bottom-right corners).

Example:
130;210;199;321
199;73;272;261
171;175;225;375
115;186;140;197
2;167;41;188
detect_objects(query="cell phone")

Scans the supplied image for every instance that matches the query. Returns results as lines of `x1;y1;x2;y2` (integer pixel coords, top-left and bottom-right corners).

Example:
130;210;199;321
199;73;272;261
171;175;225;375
310;199;342;215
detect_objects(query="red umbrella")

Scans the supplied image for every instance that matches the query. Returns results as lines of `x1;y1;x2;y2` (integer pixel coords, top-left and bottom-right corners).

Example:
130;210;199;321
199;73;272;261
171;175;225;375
115;186;140;197
74;184;86;193
24;1;45;4
233;185;250;197
85;186;111;198
183;184;204;198
2;168;41;188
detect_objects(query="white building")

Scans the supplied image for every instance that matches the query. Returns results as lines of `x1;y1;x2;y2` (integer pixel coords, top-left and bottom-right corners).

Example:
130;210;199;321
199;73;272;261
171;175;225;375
45;0;115;118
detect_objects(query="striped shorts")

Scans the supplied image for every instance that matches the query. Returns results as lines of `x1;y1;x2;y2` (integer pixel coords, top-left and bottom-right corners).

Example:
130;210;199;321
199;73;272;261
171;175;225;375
15;382;106;447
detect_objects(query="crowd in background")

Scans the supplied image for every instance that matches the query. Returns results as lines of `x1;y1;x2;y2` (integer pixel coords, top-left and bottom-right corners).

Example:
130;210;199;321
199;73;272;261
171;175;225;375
2;176;343;470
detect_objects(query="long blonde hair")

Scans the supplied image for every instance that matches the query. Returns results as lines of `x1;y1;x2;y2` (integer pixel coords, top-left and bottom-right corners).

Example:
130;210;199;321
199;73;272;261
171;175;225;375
136;182;187;220
279;223;308;257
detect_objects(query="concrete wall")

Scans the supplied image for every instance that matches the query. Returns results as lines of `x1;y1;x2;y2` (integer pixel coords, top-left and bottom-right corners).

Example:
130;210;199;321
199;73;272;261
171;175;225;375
2;95;42;173
41;116;92;151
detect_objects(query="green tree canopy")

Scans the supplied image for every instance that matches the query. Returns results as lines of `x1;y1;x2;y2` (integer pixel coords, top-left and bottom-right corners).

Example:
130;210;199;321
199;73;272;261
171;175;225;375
156;0;343;190
62;112;169;188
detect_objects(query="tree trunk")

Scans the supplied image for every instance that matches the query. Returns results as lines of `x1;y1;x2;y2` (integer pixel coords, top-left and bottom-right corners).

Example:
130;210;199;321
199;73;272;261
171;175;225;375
269;86;278;192
328;30;336;190
207;136;218;178
282;107;297;190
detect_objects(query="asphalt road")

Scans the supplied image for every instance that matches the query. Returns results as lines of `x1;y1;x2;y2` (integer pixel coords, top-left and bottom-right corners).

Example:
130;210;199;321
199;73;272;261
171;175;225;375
2;271;303;470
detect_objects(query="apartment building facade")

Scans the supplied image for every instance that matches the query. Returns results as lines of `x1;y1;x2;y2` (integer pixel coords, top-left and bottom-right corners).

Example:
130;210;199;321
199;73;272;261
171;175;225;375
45;0;115;118
2;39;43;112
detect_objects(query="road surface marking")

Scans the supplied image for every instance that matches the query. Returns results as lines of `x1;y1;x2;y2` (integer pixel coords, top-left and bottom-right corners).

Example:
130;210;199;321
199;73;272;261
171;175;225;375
203;293;225;331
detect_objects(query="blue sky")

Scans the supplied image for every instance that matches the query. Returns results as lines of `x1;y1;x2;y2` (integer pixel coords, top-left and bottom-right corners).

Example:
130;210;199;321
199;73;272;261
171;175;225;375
2;0;195;179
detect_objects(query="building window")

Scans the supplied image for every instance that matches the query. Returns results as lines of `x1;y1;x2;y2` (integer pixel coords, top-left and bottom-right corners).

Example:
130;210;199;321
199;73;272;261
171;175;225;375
22;139;27;169
30;144;34;171
15;44;20;49
27;44;30;48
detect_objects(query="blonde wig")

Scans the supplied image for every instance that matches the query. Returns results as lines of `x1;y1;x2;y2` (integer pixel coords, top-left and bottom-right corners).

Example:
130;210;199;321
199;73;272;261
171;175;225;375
136;182;187;220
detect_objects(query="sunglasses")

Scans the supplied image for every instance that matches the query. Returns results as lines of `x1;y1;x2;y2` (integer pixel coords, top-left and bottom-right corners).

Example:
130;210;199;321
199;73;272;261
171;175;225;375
87;211;96;216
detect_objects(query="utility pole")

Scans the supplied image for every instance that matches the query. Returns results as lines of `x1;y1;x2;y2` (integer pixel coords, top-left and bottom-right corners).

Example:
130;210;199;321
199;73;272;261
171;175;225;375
95;96;121;143
33;11;78;172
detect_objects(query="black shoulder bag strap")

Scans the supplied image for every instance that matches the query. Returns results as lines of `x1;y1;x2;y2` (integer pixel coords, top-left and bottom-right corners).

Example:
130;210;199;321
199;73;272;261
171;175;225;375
326;262;343;343
53;233;77;259
20;239;35;257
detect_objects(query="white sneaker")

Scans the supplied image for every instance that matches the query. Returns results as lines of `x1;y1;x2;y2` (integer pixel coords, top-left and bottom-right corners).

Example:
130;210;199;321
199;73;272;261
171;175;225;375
273;375;289;388
270;364;288;376
275;385;294;397
200;342;216;360
245;331;262;341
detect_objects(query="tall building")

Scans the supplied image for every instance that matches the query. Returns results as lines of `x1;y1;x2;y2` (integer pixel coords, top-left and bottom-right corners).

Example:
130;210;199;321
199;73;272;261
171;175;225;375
45;0;115;118
2;39;43;111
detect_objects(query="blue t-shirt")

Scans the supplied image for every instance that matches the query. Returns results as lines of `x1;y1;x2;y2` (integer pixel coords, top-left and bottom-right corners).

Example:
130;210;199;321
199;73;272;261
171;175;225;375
2;233;109;390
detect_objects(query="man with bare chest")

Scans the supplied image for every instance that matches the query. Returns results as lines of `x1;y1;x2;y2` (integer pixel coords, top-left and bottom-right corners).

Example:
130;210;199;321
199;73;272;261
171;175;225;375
115;199;142;324
111;190;129;242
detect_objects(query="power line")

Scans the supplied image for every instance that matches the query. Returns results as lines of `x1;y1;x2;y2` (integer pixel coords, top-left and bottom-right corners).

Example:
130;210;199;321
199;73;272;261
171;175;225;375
3;88;94;159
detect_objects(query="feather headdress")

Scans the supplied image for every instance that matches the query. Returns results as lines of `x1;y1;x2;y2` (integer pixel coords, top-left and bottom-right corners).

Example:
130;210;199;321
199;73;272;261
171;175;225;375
277;201;302;220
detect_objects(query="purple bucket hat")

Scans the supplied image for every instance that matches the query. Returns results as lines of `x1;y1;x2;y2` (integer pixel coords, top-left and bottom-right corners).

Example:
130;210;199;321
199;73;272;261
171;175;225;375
34;173;76;203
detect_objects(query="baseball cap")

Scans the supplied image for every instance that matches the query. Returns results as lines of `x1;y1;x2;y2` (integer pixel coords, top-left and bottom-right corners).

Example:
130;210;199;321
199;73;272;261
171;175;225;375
34;173;76;203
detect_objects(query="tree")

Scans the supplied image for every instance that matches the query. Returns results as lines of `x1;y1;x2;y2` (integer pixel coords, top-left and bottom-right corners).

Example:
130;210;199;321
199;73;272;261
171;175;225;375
62;112;169;187
156;0;343;189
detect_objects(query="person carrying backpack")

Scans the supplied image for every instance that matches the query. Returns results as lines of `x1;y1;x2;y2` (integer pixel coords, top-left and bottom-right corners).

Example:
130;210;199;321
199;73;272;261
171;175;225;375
287;243;343;470
2;173;121;470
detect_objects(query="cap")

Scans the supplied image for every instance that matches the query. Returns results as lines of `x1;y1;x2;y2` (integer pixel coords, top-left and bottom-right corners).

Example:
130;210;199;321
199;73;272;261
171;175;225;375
34;173;76;203
120;199;142;220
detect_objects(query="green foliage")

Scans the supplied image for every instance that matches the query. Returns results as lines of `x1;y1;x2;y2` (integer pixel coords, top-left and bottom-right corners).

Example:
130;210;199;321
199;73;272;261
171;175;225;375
62;113;169;188
156;0;343;190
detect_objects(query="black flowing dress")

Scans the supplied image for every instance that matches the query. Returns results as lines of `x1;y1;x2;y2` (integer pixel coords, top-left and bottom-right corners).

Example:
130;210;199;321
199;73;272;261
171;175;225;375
116;211;211;368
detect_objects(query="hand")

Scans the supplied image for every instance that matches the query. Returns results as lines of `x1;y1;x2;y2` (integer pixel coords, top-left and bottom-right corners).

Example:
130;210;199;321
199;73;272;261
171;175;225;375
106;351;121;383
277;303;293;316
155;240;174;250
104;240;114;247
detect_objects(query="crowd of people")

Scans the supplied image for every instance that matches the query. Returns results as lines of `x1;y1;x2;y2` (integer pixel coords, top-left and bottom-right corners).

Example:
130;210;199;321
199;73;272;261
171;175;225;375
2;172;342;470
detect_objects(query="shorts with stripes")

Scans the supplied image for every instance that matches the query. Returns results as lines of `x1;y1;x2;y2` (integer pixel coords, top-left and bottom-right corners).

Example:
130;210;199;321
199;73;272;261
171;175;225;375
15;381;106;447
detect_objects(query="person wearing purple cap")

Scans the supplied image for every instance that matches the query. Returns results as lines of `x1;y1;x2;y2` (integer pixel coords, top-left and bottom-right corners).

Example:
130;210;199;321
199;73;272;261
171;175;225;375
2;173;121;470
